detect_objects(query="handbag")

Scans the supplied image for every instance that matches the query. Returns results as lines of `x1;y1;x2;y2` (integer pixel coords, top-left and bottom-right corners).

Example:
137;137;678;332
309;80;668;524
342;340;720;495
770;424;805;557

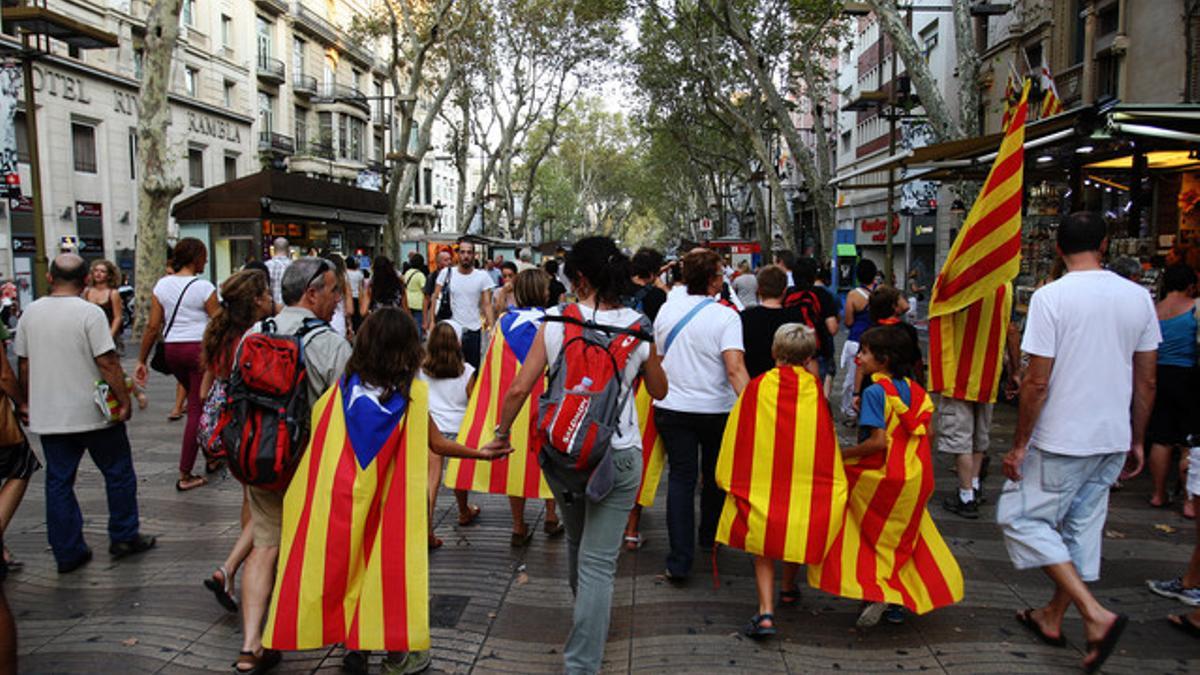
435;268;454;321
150;277;200;375
0;392;23;447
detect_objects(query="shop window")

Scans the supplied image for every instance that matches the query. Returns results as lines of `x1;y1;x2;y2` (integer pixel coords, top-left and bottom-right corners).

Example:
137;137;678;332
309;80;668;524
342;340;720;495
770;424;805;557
224;154;238;182
188;147;204;188
72;123;97;174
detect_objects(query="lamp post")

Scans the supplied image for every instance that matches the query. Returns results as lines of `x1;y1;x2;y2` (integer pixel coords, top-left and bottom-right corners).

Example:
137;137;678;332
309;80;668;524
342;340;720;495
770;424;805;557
3;1;116;297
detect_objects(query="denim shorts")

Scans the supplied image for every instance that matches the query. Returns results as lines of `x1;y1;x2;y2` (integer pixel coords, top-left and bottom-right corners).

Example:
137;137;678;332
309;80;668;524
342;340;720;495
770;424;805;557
995;447;1124;582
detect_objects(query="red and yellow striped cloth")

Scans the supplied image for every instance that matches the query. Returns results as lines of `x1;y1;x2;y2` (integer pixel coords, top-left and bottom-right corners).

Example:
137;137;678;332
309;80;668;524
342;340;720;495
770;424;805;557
443;312;553;498
714;366;846;564
1040;65;1063;118
265;378;430;652
808;375;963;614
633;382;667;507
928;79;1029;319
928;283;1013;403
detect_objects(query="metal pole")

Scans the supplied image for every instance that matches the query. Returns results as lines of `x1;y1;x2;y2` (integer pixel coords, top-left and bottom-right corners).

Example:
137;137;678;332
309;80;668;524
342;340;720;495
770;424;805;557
20;44;47;298
885;114;896;285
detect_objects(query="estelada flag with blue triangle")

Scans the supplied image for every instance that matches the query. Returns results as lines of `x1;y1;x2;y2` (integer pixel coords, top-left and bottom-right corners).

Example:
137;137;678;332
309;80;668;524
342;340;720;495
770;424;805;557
264;374;431;652
444;308;553;498
714;365;846;564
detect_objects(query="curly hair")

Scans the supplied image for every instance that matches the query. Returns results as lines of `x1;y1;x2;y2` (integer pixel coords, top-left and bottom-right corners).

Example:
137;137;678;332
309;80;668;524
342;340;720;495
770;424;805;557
346;307;423;402
422;322;465;379
368;256;404;308
89;259;120;290
202;269;269;377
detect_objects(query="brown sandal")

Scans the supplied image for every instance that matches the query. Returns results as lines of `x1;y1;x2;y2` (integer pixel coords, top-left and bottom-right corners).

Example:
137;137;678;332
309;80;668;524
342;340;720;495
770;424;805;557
175;475;207;492
234;648;281;674
544;519;565;537
457;504;481;527
510;524;534;547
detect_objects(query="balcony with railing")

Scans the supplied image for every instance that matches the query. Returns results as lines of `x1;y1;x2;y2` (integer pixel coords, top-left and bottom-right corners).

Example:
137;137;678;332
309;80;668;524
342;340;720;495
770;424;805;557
255;0;288;15
292;2;338;44
295;137;335;160
256;55;285;85
293;73;317;96
316;83;370;113
258;131;295;156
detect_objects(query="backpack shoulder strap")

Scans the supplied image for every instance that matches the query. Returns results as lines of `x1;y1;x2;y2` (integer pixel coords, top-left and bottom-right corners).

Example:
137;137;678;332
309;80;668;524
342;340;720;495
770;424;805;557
662;298;713;355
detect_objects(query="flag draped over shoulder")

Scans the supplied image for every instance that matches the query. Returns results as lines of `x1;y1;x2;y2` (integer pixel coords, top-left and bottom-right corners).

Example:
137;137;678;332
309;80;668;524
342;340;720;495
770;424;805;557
634;382;666;508
928;79;1029;318
808;375;963;614
714;367;846;564
265;375;430;652
928;283;1013;403
444;308;552;499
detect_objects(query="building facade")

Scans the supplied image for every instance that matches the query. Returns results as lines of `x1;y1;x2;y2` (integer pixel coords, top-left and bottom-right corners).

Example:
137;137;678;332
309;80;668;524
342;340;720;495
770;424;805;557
2;0;460;302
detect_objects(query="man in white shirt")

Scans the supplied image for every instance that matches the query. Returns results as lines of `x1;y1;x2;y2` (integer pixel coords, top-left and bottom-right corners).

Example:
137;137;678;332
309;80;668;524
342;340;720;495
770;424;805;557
997;212;1158;673
653;248;749;580
430;241;495;369
264;236;291;306
15;254;154;574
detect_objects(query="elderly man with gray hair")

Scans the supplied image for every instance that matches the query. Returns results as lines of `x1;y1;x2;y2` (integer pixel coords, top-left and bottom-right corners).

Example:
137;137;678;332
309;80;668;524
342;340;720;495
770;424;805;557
264;236;292;306
234;256;351;674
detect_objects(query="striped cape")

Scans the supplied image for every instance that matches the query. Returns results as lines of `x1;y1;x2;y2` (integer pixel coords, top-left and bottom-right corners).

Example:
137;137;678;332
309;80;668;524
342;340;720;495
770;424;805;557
444;308;552;498
265;375;430;651
633;382;667;507
928;283;1013;403
714;366;846;564
808;375;963;614
928;79;1029;319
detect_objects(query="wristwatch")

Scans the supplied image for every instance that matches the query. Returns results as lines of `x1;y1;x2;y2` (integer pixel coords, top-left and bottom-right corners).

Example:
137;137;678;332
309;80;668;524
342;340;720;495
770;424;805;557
493;426;511;442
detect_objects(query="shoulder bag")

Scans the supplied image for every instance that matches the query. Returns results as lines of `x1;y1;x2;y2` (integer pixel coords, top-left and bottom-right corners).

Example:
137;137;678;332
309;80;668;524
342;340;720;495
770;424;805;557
435;268;454;321
150;277;201;375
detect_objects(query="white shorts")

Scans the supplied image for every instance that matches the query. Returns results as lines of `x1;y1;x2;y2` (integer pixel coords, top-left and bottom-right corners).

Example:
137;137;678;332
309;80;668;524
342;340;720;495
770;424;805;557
996;447;1124;582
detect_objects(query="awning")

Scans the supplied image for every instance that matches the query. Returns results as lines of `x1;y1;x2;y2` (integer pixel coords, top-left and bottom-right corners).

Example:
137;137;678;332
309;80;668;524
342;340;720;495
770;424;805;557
831;104;1200;190
172;169;388;226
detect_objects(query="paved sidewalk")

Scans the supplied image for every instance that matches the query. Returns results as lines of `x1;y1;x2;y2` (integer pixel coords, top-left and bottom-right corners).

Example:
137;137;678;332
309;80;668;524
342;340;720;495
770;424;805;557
6;362;1199;674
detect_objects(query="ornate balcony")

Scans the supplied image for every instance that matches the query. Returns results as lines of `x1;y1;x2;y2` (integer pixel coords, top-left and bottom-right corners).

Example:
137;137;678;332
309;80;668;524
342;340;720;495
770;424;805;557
316;83;370;114
258;132;295;156
256;55;285;85
293;73;317;96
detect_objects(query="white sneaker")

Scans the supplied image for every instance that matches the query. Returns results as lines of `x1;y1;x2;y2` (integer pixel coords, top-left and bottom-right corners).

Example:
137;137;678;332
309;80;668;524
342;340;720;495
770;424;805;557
856;601;887;628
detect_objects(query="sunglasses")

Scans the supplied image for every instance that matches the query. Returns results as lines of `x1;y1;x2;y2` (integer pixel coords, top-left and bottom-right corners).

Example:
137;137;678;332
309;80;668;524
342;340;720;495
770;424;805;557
306;258;332;289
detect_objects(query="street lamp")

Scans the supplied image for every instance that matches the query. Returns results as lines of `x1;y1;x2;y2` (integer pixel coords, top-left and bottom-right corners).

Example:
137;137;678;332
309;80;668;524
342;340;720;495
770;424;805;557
3;1;117;297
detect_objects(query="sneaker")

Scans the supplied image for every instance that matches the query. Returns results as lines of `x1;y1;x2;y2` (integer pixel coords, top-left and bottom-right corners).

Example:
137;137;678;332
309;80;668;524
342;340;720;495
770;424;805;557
1147;578;1200;607
856;601;887;628
109;534;156;559
942;495;979;519
884;604;907;624
342;650;368;675
382;650;431;675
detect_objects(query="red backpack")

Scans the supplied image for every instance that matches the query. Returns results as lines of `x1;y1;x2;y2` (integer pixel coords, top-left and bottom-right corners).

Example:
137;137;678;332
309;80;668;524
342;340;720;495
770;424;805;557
783;287;828;353
538;304;650;499
212;317;328;491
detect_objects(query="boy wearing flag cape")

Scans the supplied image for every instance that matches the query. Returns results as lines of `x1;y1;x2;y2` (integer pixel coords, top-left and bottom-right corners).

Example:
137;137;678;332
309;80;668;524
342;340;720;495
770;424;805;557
714;323;847;638
262;309;510;673
809;325;964;628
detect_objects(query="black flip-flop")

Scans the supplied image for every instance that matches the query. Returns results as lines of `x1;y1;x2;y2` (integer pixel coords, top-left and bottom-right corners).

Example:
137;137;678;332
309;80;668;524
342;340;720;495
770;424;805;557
1016;608;1066;647
203;566;237;613
1083;614;1128;674
743;613;777;639
1167;614;1200;638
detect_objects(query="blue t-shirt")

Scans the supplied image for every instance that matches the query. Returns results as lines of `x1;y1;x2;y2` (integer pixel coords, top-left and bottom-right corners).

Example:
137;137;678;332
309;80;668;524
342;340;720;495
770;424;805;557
858;378;911;442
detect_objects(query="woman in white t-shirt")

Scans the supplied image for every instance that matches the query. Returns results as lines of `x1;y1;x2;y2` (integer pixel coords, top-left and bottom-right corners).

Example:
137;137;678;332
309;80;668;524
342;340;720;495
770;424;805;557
652;248;750;581
135;238;219;491
418;321;480;549
483;237;668;674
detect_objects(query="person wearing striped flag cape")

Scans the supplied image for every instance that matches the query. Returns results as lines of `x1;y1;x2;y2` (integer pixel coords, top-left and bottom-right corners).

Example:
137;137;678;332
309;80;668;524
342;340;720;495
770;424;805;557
443;270;563;547
714;323;847;639
809;326;964;627
263;309;510;673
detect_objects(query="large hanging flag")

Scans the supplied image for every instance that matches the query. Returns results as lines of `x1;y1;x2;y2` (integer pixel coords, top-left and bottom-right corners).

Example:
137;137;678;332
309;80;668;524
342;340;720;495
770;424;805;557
633;382;667;507
265;375;431;652
1039;65;1063;118
1000;63;1022;131
928;78;1029;318
928;283;1013;402
714;366;847;564
808;375;963;614
444;308;553;498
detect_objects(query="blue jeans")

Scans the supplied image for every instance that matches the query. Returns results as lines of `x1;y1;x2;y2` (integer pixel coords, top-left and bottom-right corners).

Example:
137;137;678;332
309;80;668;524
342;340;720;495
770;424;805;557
655;409;729;578
40;424;141;566
461;329;482;370
542;447;641;675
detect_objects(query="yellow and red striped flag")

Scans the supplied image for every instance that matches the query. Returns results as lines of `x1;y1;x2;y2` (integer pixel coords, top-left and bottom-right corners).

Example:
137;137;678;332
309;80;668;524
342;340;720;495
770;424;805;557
928;78;1029;318
265;375;431;652
444;308;553;498
928;283;1013;402
714;366;847;564
633;382;667;507
1040;65;1063;118
808;375;963;614
1000;66;1021;131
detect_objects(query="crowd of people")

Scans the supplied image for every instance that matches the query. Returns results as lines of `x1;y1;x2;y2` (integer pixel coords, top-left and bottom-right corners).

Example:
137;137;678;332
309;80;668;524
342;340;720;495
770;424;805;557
0;210;1195;673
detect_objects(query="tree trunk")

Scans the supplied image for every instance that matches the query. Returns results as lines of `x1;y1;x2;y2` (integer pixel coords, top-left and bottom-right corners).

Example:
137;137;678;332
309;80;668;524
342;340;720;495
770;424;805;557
952;2;982;137
133;0;185;337
867;0;963;143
